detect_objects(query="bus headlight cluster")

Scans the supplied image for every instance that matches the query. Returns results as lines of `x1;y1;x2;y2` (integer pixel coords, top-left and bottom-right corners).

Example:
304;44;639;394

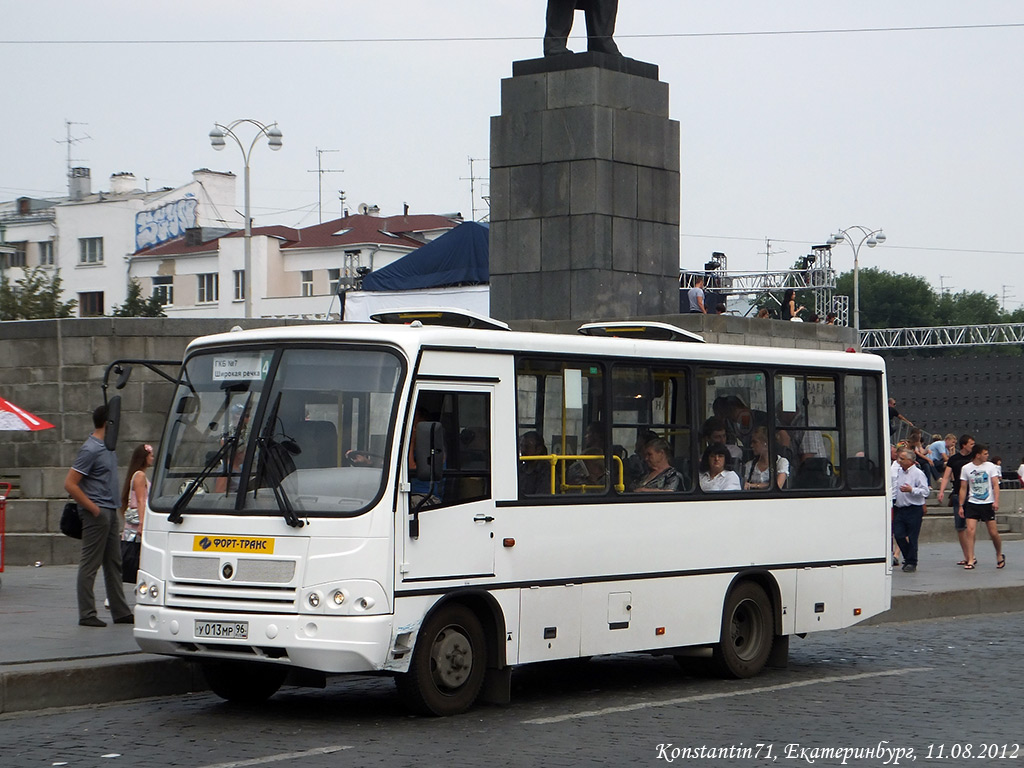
135;575;163;604
298;581;387;616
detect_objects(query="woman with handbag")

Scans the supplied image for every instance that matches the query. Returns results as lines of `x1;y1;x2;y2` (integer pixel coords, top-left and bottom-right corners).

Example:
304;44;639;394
119;444;153;583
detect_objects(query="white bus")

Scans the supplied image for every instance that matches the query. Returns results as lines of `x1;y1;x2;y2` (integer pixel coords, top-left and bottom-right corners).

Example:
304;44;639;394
133;311;891;716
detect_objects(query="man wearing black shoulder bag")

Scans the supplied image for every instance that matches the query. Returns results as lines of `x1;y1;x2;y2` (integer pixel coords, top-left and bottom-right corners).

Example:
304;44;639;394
64;404;133;627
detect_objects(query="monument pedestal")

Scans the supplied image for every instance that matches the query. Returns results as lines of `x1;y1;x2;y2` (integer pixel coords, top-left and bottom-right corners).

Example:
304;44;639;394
489;54;680;322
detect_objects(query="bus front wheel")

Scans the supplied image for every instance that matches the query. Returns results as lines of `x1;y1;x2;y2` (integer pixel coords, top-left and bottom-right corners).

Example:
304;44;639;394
396;603;487;716
202;660;287;704
713;581;774;679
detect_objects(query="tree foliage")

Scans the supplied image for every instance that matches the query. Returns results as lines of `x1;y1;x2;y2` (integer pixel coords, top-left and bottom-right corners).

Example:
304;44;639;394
834;268;1020;330
111;278;166;317
0;267;77;320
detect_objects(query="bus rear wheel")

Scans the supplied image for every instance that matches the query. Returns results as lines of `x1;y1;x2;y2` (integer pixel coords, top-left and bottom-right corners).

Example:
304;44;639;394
396;603;487;716
713;581;774;679
202;660;287;704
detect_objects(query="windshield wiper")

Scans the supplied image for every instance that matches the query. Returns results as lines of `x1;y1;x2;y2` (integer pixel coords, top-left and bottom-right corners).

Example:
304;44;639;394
168;393;253;524
252;392;305;528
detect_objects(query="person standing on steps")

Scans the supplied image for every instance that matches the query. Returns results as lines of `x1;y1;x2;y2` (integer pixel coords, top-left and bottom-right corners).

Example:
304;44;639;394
64;404;134;627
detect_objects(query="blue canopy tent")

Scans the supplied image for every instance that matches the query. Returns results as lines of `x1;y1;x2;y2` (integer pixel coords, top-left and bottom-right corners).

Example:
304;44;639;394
361;221;489;291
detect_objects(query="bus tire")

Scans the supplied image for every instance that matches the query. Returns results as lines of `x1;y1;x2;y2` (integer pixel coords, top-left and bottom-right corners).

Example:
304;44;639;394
396;603;487;716
712;581;774;679
202;660;286;704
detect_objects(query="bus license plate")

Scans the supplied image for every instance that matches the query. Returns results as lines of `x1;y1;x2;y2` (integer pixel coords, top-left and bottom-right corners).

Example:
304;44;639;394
194;620;249;640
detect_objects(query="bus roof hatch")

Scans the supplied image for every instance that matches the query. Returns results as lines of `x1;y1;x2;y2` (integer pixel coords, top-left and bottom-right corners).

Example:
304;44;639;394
370;307;511;331
577;321;705;343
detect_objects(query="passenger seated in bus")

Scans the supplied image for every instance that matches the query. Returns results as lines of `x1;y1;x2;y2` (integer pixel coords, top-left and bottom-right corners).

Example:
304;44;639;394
567;422;608;490
701;417;743;466
626;429;660;488
775;403;827;463
699;443;742;492
518;430;551;495
633;438;684;492
742;427;790;490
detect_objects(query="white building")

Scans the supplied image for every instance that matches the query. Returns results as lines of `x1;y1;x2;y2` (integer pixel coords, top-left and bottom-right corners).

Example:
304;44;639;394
0;168;239;315
127;210;463;319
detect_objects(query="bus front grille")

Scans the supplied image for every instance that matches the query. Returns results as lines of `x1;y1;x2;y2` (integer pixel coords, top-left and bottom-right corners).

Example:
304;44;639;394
166;579;298;613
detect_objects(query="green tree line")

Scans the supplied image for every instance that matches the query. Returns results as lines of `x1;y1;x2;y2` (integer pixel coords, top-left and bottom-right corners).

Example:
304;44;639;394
835;267;1024;330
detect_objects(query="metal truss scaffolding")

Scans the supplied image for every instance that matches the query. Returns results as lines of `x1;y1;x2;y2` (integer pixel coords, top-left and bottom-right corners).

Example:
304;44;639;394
681;245;848;323
860;323;1024;350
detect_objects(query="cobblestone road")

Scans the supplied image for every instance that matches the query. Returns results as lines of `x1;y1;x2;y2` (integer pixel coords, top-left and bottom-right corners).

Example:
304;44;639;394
2;612;1021;768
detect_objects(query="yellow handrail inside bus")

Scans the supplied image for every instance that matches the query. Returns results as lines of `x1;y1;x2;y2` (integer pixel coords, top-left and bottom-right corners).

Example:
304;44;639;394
519;454;625;493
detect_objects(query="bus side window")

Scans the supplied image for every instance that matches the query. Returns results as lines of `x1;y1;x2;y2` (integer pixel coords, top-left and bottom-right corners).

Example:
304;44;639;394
516;358;606;496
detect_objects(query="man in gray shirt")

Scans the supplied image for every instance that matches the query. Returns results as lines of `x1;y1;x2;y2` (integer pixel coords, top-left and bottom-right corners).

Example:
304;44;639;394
64;404;133;627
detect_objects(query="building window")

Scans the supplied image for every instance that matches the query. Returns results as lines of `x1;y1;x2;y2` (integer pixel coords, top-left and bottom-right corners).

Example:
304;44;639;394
301;270;314;297
79;237;104;264
233;270;245;301
197;273;219;304
38;241;54;267
152;275;174;306
78;291;104;317
328;268;341;295
7;242;27;268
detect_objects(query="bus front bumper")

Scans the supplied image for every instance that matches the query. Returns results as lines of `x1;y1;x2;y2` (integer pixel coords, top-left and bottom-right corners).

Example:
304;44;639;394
134;606;395;674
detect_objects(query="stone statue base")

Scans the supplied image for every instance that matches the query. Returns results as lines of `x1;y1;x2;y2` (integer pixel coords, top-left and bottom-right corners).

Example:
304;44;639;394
513;52;658;80
489;57;680;322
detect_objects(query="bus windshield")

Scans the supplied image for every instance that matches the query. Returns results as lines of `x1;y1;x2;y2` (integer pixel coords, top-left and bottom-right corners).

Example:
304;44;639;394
151;345;405;519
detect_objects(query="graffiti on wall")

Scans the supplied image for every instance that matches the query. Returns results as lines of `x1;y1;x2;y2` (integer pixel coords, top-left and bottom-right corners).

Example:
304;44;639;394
135;196;199;250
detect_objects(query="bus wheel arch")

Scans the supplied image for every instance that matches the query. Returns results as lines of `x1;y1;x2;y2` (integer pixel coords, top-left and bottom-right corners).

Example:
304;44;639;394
395;592;504;716
712;575;777;679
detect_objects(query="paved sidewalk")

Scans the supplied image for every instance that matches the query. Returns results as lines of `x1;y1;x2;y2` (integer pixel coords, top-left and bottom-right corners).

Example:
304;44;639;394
1;541;1022;715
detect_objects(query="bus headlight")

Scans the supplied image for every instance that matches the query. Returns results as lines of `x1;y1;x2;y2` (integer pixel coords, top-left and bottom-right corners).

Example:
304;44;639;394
299;580;388;615
135;574;164;605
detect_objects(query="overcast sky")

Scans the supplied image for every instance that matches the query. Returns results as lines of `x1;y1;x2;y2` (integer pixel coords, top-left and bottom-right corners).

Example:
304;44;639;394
3;1;1022;308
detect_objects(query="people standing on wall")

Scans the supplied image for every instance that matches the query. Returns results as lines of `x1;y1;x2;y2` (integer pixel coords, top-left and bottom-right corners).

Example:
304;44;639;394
686;276;707;314
937;434;976;567
64;404;134;627
781;289;804;322
958;443;1005;570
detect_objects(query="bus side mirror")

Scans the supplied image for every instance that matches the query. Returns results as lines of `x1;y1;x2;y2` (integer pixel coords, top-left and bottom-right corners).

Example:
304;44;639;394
104;395;122;451
414;421;445;482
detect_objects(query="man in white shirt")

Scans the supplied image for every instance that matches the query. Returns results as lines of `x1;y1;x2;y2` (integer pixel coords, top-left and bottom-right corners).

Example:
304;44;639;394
958;443;1005;570
891;448;930;573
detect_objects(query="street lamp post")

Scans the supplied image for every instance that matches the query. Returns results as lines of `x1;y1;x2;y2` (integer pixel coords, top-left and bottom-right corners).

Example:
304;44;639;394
826;226;886;334
209;119;283;319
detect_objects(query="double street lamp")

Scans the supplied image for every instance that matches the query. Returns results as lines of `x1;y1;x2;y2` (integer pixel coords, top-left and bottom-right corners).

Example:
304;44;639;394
209;119;283;318
826;226;886;334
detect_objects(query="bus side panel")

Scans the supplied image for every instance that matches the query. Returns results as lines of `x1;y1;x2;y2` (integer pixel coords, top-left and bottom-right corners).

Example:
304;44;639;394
577;574;734;657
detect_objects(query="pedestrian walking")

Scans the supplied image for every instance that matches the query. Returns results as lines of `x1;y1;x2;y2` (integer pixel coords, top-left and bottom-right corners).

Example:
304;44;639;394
891;448;929;573
63;404;133;627
937;434;975;566
958;443;1005;570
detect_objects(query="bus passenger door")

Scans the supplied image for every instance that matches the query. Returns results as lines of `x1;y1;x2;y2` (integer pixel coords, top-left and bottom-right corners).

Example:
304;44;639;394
400;386;496;581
